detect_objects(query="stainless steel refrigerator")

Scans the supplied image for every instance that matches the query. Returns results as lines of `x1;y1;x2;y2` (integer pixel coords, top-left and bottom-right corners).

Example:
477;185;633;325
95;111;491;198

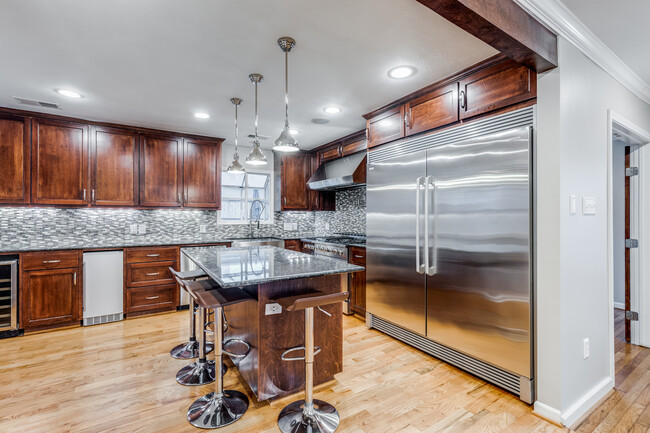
366;107;534;403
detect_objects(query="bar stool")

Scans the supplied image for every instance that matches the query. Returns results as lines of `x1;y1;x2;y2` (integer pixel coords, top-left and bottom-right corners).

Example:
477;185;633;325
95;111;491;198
274;290;349;433
175;280;226;386
185;279;254;429
169;268;214;359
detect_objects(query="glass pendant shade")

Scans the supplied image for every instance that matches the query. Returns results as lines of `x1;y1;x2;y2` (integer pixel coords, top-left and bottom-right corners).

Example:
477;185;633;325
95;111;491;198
246;73;268;166
274;37;299;152
227;97;245;173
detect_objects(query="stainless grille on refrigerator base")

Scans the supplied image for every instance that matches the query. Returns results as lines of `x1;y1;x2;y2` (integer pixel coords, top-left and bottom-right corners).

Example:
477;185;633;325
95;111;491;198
367;313;533;404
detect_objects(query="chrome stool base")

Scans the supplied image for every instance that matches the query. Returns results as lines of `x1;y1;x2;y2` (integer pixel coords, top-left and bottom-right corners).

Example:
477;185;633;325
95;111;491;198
187;390;249;429
170;340;214;360
277;399;340;433
176;361;227;386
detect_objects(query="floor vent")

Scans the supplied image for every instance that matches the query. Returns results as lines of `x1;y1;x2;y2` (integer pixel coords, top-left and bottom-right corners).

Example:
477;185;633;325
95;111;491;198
83;313;123;327
369;314;523;398
12;96;62;109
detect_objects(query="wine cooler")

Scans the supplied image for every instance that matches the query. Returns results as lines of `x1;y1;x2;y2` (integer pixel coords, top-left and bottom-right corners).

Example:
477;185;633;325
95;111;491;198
0;257;18;332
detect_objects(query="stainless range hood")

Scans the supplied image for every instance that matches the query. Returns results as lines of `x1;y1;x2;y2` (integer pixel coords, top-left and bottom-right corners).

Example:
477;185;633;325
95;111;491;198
307;152;367;191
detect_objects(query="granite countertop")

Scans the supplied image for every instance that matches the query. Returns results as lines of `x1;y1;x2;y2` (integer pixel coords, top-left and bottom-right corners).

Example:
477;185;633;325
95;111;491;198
182;245;364;288
0;234;320;254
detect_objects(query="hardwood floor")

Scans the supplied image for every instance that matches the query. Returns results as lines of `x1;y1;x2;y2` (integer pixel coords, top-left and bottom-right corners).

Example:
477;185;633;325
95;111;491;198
0;309;644;432
573;310;650;433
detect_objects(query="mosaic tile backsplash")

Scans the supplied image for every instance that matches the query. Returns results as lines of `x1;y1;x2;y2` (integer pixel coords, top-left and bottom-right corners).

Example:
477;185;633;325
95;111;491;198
0;187;366;252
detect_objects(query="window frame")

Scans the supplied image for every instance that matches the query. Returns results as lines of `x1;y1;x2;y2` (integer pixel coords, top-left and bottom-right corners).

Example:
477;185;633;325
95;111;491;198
218;168;274;225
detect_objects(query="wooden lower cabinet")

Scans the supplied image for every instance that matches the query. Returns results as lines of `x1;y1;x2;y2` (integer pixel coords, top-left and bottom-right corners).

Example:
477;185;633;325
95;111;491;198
124;246;179;317
21;251;82;331
284;239;301;252
348;246;366;317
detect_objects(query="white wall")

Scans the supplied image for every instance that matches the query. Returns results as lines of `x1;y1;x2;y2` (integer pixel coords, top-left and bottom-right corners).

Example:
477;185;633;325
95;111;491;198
613;142;626;308
536;37;650;426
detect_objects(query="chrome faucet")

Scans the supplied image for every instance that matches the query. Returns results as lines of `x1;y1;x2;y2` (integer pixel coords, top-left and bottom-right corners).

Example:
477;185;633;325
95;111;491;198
248;199;266;238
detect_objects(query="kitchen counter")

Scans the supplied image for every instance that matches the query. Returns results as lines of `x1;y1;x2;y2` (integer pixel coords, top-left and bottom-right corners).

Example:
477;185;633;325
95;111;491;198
182;245;363;288
0;234;320;254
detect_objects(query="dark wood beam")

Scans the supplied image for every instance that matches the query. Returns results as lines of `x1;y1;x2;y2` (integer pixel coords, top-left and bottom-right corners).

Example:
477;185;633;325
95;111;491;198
418;0;557;72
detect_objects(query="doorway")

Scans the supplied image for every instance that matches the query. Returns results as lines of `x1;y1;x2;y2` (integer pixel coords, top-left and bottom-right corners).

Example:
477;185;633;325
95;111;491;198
608;110;650;386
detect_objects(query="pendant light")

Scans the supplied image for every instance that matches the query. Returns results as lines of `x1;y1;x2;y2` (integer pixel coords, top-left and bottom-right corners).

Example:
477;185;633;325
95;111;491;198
227;97;245;173
273;37;299;152
246;73;268;166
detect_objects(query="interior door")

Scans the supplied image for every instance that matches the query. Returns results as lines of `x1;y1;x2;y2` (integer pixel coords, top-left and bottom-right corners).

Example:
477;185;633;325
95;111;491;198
425;126;532;377
366;150;427;335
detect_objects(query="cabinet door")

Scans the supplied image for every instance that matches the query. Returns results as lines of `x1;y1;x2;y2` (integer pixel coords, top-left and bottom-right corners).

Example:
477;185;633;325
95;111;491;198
319;144;341;163
350;270;366;316
459;60;536;120
91;126;139;206
281;153;310;211
22;267;80;329
406;83;458;136
31;118;89;205
366;105;405;149
139;134;182;207
341;138;367;156
284;240;301;251
0;114;30;204
183;138;220;209
308;153;335;211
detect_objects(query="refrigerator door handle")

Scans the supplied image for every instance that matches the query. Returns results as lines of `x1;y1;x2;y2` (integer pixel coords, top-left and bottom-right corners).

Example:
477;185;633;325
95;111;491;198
425;176;437;276
415;176;425;274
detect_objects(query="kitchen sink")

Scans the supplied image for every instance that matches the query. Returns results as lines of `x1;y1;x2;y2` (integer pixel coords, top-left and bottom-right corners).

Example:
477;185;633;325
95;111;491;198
230;238;285;248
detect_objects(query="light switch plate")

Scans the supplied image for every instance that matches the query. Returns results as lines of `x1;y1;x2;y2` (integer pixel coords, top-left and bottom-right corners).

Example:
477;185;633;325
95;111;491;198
325;222;330;231
569;195;577;215
284;223;293;231
582;197;596;215
265;303;282;315
129;224;138;235
199;225;207;233
292;223;298;230
138;224;147;235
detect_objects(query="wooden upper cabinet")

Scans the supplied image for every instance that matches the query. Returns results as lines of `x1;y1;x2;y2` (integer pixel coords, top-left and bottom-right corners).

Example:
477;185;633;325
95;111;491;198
139;134;182;207
405;83;459;136
459;60;536;120
280;153;310;211
341;138;366;156
367;105;405;150
90;126;139;206
31;118;89;205
0;114;30;204
319;145;342;163
183;138;221;209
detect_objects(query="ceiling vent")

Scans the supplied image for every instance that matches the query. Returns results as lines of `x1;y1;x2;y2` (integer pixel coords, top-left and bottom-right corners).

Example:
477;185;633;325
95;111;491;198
13;96;61;110
247;133;270;140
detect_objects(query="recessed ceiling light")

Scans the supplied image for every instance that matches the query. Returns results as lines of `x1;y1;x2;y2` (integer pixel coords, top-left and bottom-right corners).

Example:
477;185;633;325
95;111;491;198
194;112;210;119
323;106;341;114
289;129;299;135
56;89;82;98
388;65;416;79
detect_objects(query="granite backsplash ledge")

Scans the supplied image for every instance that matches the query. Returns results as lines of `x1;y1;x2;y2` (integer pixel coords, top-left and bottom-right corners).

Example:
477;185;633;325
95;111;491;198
0;188;366;251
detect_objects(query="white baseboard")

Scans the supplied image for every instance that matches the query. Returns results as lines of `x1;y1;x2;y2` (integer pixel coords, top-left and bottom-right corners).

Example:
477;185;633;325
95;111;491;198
614;302;625;310
562;376;614;428
534;401;562;425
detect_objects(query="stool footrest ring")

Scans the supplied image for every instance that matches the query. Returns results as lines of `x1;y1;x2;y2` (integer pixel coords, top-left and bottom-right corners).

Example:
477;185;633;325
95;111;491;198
223;339;251;358
281;346;321;361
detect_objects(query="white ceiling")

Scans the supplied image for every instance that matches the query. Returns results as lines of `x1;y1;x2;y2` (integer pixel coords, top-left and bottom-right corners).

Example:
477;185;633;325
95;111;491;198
0;0;496;149
563;0;650;85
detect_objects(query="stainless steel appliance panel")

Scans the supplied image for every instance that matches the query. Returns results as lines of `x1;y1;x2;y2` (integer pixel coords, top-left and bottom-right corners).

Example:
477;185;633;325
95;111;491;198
367;151;427;335
425;126;531;377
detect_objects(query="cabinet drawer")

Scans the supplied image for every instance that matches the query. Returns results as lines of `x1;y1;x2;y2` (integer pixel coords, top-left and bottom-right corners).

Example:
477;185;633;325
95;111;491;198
126;247;177;264
126;285;175;313
23;251;80;271
126;261;175;287
284;240;301;252
349;247;366;265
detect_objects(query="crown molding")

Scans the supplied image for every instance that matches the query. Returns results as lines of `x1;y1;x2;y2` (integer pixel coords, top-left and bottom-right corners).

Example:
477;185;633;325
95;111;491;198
513;0;650;104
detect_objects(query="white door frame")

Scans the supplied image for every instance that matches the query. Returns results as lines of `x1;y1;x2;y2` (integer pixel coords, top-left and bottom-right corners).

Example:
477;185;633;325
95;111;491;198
607;109;650;379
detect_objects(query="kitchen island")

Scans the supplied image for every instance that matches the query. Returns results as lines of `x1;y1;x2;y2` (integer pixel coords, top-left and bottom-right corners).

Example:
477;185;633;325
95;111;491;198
181;245;363;401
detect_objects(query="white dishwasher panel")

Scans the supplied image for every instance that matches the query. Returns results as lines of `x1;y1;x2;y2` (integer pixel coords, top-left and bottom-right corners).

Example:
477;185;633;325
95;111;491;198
83;251;124;326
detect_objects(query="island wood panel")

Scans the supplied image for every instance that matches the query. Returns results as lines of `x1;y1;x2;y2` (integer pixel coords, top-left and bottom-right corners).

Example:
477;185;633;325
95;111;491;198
139;134;182;207
90;126;139;206
183;138;220;209
31;118;89;205
0;114;30;204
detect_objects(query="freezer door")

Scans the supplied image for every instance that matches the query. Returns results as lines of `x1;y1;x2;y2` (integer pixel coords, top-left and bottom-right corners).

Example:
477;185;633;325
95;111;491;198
367;150;427;335
425;126;532;377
